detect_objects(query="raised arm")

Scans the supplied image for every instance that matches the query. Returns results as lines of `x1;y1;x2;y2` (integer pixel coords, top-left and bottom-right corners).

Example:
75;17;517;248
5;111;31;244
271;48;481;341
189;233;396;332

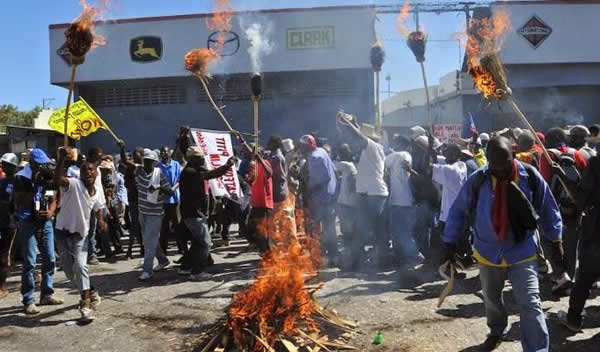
203;157;236;180
55;147;71;189
117;139;136;173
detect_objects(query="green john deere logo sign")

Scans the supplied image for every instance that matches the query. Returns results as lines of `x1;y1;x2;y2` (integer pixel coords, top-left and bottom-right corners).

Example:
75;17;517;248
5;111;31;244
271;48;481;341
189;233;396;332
130;36;162;63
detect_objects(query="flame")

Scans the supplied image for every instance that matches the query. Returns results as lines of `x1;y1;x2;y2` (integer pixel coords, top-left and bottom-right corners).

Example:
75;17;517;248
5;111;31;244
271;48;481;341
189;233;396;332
466;10;511;99
66;0;107;57
395;0;411;37
228;193;322;348
184;0;232;78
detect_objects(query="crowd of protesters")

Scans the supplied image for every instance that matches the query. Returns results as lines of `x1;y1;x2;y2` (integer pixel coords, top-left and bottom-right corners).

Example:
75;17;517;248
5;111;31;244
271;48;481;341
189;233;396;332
1;115;600;351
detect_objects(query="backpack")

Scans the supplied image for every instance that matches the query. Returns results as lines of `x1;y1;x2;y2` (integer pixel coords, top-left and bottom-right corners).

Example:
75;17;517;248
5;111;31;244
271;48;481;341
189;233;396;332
548;148;582;216
466;163;539;241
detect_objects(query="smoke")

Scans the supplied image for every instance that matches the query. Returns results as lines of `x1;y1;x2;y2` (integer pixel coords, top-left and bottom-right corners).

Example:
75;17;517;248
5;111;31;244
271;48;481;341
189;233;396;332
245;22;274;74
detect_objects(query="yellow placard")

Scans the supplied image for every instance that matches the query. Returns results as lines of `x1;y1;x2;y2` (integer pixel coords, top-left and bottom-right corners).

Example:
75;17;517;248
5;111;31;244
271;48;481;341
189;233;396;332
48;98;106;140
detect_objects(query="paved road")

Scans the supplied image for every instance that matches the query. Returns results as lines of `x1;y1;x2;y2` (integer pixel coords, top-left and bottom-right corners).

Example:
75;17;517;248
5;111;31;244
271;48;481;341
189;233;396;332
1;236;600;351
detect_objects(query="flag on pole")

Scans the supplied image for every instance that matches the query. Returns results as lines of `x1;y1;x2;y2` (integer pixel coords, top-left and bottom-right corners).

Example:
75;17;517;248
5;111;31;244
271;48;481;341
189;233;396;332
462;112;477;138
48;98;107;140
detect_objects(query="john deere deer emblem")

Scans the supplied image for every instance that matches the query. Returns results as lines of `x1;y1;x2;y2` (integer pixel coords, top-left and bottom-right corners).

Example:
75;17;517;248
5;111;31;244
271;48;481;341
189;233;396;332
130;36;162;63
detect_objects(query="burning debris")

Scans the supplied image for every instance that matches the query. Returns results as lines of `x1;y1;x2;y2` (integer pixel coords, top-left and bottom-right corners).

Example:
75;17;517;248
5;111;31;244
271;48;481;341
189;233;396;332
407;31;426;63
199;199;358;351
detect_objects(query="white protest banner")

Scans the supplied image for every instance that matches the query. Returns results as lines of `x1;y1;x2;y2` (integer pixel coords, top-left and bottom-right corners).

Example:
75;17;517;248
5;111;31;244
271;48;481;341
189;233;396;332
189;128;242;201
433;124;462;144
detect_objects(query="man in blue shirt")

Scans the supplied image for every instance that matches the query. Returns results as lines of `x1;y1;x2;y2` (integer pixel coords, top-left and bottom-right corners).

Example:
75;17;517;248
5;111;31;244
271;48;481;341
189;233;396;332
443;137;564;352
158;146;182;254
14;149;64;314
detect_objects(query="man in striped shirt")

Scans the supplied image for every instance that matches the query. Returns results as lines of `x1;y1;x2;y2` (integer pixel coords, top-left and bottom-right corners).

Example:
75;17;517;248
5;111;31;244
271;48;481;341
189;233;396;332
119;141;174;281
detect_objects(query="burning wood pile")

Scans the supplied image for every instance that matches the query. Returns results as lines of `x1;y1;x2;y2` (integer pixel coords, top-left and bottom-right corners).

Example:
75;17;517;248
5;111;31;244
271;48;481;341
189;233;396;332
199;197;359;351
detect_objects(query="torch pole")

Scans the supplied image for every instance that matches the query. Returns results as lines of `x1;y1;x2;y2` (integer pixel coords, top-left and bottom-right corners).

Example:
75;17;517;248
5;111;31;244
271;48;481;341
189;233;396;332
253;96;259;154
197;74;253;152
506;96;575;201
375;71;381;131
419;62;432;131
63;64;79;148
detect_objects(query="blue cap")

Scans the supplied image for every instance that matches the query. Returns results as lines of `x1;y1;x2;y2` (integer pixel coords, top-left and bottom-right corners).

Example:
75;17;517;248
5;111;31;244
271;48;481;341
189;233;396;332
29;149;51;164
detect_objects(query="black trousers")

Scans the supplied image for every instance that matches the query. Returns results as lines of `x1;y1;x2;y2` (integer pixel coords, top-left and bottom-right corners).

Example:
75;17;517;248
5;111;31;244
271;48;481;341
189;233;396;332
567;239;600;325
159;203;179;253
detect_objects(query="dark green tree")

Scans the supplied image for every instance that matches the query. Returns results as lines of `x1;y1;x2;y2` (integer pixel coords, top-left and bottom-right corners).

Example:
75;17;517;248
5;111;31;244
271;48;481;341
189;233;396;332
0;105;41;132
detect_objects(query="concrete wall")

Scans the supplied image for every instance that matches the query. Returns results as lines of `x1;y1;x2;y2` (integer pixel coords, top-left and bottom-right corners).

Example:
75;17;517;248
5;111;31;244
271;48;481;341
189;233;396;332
50;6;375;84
79;68;374;153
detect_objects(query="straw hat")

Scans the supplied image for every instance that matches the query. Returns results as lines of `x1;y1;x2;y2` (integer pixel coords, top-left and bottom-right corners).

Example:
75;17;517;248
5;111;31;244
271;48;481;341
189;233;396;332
360;123;381;142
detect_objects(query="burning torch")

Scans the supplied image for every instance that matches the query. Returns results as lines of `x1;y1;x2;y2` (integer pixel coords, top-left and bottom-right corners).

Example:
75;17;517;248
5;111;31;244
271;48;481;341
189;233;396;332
466;9;574;201
62;18;94;147
251;74;262;154
370;41;385;131
407;30;430;127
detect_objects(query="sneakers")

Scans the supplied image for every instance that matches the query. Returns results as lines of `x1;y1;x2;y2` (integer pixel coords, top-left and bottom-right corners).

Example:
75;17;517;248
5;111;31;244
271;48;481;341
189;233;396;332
177;268;192;276
552;272;573;293
153;260;170;272
558;311;583;333
481;334;502;351
79;299;95;322
88;257;100;265
138;272;152;281
24;304;41;315
39;295;64;306
90;290;102;309
189;272;213;281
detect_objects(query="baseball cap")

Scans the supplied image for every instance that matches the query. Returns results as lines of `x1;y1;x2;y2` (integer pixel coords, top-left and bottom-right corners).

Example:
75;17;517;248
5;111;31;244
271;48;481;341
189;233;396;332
143;148;159;162
29;149;51;164
1;153;18;167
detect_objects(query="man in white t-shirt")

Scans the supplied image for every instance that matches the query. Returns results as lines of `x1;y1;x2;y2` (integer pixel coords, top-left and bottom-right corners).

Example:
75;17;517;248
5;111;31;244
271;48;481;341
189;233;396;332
431;144;471;270
335;144;359;251
341;116;389;269
385;135;423;264
55;148;107;322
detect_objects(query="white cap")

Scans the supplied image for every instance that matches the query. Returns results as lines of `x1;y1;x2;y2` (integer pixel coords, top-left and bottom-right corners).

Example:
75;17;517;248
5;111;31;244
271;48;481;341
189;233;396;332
143;148;159;162
1;153;18;167
281;138;294;153
479;133;490;141
410;126;427;139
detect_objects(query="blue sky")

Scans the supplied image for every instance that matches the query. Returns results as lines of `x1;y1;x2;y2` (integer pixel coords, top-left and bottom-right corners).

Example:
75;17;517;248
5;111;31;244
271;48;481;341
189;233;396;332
0;0;467;111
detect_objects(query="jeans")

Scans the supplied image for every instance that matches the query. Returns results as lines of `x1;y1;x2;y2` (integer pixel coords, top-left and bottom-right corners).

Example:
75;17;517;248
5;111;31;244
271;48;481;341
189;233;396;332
337;204;357;247
352;194;387;265
183;217;212;274
88;211;97;259
413;203;435;259
567;240;600;326
55;230;89;292
388;206;421;261
160;203;179;252
309;201;337;258
139;213;168;275
479;261;549;352
127;200;144;255
0;228;17;292
19;219;56;306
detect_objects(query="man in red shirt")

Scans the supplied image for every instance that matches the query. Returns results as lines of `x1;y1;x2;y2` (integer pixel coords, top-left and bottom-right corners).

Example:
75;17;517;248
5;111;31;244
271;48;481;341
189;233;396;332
244;146;273;253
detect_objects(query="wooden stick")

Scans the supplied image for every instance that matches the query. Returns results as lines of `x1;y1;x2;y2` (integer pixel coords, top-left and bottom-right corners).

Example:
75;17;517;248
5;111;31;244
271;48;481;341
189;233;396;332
197;74;254;152
506;97;575;201
297;330;331;352
198;75;235;132
200;325;226;352
63;64;78;147
419;61;432;130
242;328;275;352
375;71;381;131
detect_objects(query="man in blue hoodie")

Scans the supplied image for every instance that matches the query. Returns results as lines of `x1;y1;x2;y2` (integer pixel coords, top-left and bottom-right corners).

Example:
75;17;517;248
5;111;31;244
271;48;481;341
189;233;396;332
443;136;563;352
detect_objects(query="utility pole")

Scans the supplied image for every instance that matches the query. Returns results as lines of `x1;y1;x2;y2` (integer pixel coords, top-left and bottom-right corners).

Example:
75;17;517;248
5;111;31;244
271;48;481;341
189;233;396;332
385;74;391;98
42;98;55;109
